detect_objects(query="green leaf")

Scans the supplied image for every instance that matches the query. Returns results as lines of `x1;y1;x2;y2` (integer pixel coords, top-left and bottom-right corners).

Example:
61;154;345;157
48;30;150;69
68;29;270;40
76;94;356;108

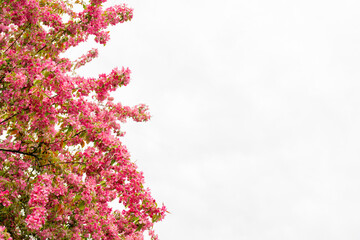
73;194;81;202
79;131;86;138
33;79;41;85
99;180;106;187
132;216;139;222
135;224;144;232
43;71;50;78
152;214;161;223
66;125;73;135
78;201;85;210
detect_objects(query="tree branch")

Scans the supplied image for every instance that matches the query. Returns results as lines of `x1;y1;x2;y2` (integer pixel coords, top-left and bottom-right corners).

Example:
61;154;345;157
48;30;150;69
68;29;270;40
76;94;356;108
35;29;65;55
0;113;19;125
0;148;38;159
3;23;31;54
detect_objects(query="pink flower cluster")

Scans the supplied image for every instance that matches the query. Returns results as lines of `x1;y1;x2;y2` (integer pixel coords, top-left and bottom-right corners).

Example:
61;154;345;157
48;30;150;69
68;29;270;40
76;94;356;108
0;226;12;240
25;206;47;231
25;174;53;230
73;48;99;70
0;191;11;207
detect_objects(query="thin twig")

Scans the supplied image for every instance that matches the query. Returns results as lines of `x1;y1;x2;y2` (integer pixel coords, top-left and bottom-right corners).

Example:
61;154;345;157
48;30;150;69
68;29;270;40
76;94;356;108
39;161;86;167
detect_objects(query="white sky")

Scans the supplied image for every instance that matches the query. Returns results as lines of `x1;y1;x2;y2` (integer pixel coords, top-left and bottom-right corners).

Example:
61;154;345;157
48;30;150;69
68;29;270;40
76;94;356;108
69;0;360;239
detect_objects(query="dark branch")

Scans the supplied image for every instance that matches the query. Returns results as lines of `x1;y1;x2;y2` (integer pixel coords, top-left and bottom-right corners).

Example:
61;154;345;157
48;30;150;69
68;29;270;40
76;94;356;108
72;130;86;138
3;23;31;54
0;148;38;159
0;113;19;125
35;29;65;55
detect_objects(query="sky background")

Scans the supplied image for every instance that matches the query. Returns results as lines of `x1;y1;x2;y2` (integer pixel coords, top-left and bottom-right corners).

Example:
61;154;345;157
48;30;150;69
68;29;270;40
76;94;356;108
68;0;360;239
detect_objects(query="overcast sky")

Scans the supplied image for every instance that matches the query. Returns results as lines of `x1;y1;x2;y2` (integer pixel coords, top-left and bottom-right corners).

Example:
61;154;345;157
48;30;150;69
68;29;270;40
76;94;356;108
68;0;360;239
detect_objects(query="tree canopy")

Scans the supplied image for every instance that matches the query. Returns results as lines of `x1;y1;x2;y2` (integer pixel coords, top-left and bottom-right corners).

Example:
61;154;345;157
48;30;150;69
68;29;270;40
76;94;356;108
0;0;166;239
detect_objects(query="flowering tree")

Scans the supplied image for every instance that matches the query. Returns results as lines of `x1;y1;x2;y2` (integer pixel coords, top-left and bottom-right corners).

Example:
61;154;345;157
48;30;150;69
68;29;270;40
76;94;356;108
0;0;166;239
